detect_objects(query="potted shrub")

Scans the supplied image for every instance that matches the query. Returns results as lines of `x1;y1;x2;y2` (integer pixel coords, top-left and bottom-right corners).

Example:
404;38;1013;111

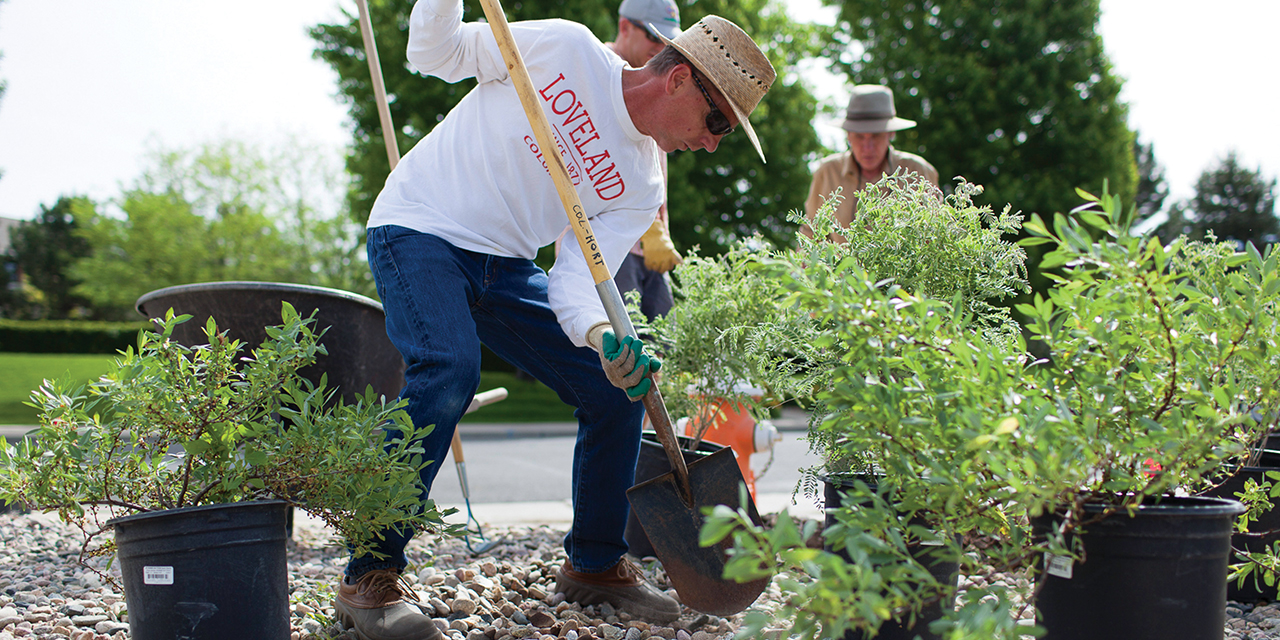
0;304;451;640
1008;190;1277;640
700;186;1279;640
1152;234;1280;603
663;176;1030;638
783;177;1028;480
624;242;805;557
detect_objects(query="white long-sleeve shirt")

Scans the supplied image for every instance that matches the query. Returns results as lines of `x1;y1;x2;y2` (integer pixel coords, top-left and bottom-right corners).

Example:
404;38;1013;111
368;0;665;346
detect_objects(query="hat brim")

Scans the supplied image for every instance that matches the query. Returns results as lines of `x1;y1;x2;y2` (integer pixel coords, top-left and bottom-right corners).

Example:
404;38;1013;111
653;29;766;163
641;20;681;41
841;116;917;134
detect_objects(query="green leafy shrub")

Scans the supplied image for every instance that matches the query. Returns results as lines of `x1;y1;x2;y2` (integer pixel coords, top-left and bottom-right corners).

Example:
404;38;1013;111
806;177;1028;348
0;304;454;561
653;177;1028;453
700;187;1280;639
650;242;807;433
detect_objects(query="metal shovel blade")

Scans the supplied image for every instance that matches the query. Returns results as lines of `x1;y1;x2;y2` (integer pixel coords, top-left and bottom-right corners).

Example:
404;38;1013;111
626;447;769;616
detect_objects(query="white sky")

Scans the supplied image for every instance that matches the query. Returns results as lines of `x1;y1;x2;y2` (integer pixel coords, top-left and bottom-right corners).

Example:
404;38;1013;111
0;0;1277;221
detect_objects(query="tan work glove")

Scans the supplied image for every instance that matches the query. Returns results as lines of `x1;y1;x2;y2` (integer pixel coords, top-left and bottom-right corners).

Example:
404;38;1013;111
587;323;661;400
640;216;682;273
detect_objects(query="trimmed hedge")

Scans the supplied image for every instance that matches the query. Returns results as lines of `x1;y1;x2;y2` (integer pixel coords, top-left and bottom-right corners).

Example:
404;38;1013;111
0;319;524;374
0;319;152;354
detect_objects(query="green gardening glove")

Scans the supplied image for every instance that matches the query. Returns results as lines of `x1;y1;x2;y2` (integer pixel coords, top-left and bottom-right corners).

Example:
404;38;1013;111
599;330;662;400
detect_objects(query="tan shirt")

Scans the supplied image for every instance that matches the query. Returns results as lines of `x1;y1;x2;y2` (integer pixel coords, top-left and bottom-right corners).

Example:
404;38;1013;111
803;146;939;242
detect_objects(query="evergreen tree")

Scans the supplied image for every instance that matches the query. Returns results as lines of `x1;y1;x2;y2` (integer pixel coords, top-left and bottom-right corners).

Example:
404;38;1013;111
309;0;829;255
1132;134;1168;228
1158;151;1278;249
7;197;96;319
826;0;1136;218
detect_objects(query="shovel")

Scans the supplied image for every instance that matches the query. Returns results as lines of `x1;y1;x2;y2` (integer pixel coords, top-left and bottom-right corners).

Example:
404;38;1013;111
475;0;768;615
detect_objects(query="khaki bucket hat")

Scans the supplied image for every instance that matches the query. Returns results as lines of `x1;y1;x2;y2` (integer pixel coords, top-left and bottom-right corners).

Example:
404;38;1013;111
842;84;917;133
654;15;775;162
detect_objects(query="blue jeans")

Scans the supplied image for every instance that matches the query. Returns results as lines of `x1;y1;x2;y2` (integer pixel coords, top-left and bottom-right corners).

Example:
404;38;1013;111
614;253;674;322
348;225;645;578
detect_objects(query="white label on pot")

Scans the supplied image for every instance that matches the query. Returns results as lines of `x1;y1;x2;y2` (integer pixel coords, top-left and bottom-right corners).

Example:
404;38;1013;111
1044;553;1073;579
143;566;174;585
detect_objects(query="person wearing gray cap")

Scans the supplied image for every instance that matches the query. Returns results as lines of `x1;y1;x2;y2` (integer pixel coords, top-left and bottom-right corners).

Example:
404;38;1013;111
613;0;681;68
802;84;939;242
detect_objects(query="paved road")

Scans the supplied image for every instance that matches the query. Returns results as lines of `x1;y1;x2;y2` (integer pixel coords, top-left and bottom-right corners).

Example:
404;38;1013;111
1;407;828;525
426;405;826;526
433;423;822;504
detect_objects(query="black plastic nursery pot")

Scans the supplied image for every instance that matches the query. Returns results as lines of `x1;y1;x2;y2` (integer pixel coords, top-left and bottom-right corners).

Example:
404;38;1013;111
624;431;726;559
1033;495;1245;640
823;476;959;640
135;281;405;407
1265;432;1280;452
109;500;290;640
1202;450;1280;602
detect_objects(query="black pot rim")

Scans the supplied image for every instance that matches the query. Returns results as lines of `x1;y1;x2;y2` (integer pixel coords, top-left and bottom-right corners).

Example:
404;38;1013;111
106;499;289;527
639;430;724;453
135;281;381;316
817;472;883;486
1079;495;1245;517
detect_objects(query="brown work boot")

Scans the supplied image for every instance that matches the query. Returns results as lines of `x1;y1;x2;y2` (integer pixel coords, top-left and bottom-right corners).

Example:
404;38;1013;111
334;568;441;640
555;558;681;623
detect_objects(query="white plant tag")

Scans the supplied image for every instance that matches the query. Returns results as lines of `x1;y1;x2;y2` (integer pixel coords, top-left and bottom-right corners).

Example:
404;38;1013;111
1044;553;1073;579
143;566;174;585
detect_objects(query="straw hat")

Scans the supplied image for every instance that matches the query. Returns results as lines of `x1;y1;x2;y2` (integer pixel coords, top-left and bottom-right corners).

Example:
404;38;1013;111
841;85;917;133
653;16;775;162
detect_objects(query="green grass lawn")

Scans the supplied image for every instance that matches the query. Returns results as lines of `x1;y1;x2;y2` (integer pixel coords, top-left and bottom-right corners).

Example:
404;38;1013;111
461;370;576;423
0;353;573;425
0;353;118;424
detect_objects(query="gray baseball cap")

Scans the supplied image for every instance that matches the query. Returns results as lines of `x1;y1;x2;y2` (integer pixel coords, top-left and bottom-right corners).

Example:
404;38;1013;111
618;0;681;40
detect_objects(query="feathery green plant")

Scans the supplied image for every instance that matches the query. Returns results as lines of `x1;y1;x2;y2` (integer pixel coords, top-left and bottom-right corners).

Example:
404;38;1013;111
0;304;455;562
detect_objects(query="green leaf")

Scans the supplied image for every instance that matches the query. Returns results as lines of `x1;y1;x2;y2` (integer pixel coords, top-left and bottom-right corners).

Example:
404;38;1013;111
183;439;211;455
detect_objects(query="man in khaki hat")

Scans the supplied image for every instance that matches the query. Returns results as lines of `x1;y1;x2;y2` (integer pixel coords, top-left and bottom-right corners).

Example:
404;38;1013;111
333;0;775;637
802;84;939;242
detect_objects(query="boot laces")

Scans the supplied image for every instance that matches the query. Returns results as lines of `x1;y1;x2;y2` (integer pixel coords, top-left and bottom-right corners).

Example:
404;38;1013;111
355;569;421;603
615;557;641;579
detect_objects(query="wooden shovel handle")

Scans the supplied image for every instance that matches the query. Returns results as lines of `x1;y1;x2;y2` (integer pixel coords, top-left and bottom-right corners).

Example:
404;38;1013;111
476;0;693;506
355;0;401;170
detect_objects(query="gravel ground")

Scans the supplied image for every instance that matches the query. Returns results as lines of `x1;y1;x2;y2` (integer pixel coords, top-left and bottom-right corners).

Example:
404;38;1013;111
2;509;1278;640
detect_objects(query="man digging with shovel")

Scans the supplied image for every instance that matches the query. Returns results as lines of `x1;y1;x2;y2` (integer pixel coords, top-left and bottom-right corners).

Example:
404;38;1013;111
334;0;775;638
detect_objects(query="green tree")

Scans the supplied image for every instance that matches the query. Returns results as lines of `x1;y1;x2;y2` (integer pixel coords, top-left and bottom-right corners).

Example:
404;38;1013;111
1158;151;1278;248
1132;134;1168;228
827;0;1136;218
69;138;369;319
137;136;373;294
1;2;15;316
70;191;214;319
310;0;829;254
6;197;96;319
0;0;6;183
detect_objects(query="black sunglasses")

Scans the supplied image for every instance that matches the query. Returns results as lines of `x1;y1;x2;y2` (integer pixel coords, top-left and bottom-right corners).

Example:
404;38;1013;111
626;19;664;44
689;70;735;136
